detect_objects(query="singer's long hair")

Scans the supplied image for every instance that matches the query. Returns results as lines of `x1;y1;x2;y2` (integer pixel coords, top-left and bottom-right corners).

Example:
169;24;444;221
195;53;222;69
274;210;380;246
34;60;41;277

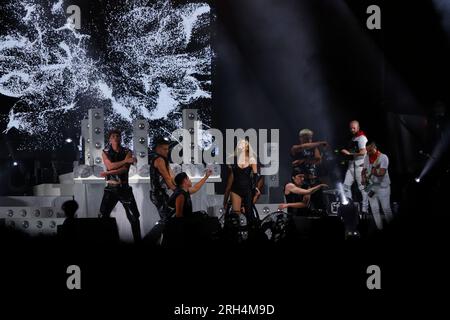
225;139;257;166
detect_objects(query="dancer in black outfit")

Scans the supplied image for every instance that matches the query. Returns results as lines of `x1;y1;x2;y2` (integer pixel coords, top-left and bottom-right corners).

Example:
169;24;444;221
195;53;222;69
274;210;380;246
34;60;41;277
169;170;212;218
149;136;176;221
144;136;177;245
290;128;328;209
163;170;212;247
279;170;328;216
224;139;260;227
99;129;141;242
290;128;327;186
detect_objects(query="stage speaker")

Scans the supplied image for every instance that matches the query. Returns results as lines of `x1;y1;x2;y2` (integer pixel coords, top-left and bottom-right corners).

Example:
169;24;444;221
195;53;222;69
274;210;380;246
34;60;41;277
87;108;105;168
57;218;119;245
0;207;64;219
81;119;90;164
255;203;281;220
337;201;360;235
182;108;201;164
3;218;65;237
132;119;149;176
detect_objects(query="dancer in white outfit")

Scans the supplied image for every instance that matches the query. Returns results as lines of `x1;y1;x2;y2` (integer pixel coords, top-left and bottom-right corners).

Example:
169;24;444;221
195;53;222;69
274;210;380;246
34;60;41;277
340;120;369;213
362;142;393;230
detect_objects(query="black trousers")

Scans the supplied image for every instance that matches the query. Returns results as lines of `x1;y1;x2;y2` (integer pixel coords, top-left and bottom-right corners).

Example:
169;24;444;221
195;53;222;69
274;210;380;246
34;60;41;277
150;190;171;221
144;190;171;245
99;185;141;242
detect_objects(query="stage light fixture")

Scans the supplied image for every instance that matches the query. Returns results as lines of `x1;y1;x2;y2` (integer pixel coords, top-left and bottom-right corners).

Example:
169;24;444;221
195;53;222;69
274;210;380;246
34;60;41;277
12;161;18;166
33;209;40;217
139;151;146;158
95;157;102;164
36;221;43;229
65;138;73;143
415;177;421;183
20;209;27;217
336;182;349;205
138;123;145;130
7;210;13;217
139;137;145;144
22;221;29;229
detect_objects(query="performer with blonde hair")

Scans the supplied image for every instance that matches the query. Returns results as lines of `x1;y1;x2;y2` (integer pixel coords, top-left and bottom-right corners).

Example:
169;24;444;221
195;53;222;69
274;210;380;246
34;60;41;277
223;139;260;227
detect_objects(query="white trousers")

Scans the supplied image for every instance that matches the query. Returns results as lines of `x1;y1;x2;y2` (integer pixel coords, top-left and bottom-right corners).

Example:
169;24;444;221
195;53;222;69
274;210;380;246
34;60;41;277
368;186;393;230
343;164;368;212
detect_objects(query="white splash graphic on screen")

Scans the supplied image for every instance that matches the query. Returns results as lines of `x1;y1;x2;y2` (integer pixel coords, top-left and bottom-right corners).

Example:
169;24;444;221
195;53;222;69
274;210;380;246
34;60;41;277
0;0;212;149
104;0;211;121
0;0;95;138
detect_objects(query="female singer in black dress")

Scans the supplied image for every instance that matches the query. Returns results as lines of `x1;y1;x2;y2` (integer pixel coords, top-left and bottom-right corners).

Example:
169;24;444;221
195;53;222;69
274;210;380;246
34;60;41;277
223;139;260;226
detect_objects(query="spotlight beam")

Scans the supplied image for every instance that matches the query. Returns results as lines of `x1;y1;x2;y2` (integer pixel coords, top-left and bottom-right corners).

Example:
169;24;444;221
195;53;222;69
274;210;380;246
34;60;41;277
418;126;450;180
